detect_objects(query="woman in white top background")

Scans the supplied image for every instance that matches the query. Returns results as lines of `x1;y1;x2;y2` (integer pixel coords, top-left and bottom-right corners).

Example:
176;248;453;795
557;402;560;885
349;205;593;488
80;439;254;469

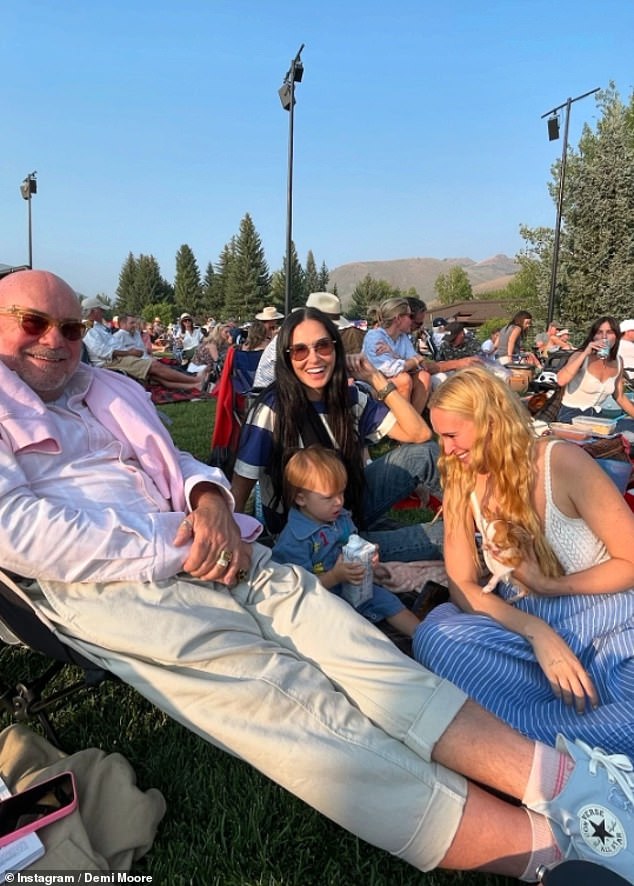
556;315;634;432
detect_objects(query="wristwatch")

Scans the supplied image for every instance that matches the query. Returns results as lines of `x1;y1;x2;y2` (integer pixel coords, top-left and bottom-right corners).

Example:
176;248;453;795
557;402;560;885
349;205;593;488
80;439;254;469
375;381;397;401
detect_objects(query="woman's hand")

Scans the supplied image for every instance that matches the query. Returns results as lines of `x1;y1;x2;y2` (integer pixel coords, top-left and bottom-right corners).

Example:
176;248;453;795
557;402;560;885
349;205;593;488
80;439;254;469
511;554;559;596
346;353;384;386
526;622;599;713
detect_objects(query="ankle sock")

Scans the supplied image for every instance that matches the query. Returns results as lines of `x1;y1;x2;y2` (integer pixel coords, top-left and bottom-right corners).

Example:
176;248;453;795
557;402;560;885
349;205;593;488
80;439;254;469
519;809;564;882
522;741;575;806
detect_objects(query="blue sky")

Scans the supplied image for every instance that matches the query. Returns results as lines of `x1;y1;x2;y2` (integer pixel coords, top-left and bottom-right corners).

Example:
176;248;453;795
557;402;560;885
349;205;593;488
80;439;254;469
2;0;633;298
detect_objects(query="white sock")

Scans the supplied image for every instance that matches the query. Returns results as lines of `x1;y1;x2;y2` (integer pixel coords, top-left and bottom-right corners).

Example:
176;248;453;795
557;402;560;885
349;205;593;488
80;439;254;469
522;740;575;806
519;808;564;882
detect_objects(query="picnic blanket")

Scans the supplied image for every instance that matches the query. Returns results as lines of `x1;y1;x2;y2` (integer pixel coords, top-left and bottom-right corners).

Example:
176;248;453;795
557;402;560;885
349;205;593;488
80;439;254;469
148;383;212;405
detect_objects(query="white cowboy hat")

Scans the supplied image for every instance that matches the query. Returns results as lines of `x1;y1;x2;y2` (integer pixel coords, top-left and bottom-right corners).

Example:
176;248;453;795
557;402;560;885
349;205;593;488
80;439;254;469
255;306;284;321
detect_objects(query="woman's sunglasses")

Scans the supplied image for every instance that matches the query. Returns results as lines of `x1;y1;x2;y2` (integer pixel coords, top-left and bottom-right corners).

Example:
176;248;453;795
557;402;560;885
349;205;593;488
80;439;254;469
0;306;85;342
286;337;336;362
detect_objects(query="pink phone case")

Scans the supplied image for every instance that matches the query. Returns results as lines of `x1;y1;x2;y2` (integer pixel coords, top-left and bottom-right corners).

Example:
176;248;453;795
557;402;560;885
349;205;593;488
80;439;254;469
0;770;78;847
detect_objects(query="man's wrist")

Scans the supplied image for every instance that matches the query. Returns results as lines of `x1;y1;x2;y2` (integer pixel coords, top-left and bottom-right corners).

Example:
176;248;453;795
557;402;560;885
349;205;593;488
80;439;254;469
190;482;227;510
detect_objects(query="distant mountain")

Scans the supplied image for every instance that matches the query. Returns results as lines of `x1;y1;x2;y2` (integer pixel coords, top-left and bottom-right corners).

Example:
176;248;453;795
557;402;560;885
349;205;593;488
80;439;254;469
329;254;520;306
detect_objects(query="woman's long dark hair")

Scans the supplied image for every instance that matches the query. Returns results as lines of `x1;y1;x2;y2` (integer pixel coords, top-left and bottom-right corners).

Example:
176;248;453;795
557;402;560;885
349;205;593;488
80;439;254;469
581;316;620;362
510;310;532;340
250;307;366;525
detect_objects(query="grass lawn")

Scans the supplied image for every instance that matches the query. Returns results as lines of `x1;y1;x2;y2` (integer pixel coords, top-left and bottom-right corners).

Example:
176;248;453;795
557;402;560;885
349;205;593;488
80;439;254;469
0;399;515;886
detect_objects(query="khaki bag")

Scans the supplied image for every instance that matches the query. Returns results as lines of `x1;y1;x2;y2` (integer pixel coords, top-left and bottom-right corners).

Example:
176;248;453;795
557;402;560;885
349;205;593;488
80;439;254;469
0;724;166;872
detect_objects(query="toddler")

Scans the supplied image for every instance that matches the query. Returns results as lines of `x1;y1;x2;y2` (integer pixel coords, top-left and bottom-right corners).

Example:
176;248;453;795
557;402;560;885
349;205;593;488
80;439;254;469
271;446;421;637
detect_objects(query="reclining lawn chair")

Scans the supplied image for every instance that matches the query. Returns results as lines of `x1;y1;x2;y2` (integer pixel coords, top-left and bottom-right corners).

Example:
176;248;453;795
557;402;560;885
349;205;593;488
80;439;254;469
0;569;112;749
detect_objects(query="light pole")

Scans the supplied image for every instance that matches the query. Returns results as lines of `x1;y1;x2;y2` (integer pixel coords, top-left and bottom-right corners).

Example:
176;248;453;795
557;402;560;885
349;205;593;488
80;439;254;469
20;171;38;269
279;43;304;318
541;88;599;325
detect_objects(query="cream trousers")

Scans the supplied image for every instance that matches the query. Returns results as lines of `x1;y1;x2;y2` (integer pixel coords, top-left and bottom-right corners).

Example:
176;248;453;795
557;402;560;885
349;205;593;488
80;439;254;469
35;543;468;871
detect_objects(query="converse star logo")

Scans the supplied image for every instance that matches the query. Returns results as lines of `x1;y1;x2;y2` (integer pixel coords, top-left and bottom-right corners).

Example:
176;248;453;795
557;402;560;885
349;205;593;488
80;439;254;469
578;804;627;857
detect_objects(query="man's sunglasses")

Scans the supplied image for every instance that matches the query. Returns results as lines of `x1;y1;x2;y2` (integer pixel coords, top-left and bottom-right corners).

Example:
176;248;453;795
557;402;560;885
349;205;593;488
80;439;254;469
286;337;336;362
0;306;85;341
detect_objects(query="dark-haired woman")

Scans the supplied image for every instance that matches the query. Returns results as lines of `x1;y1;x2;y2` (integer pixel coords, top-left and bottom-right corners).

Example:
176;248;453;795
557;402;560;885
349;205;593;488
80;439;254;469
497;311;540;367
232;308;443;561
556;316;634;433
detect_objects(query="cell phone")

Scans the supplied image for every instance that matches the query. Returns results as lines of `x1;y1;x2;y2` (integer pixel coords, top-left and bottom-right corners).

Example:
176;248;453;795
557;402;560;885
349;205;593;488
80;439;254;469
0;771;77;847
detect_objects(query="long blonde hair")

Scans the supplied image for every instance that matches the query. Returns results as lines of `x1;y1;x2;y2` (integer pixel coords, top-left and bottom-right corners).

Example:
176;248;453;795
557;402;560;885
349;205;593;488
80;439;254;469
430;367;561;577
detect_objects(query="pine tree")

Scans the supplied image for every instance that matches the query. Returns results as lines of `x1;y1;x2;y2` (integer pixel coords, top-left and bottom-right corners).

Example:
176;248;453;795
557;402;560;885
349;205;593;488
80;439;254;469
278;241;305;310
318;261;330;292
303;250;320;298
202;261;224;320
214;239;237;318
136;255;173;311
174;244;203;317
223;214;271;321
349;275;395;319
116;253;173;314
115;253;138;312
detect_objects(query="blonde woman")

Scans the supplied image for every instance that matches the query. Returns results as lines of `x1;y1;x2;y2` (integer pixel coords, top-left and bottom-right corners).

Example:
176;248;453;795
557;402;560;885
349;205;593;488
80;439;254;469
361;297;431;413
412;366;634;755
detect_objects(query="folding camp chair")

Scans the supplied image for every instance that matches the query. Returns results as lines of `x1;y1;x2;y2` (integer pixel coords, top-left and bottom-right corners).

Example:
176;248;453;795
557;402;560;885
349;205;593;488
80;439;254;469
0;569;112;749
209;346;263;477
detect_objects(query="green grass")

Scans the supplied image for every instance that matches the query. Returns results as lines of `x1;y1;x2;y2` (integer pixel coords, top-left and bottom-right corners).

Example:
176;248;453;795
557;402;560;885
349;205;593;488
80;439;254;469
0;399;514;886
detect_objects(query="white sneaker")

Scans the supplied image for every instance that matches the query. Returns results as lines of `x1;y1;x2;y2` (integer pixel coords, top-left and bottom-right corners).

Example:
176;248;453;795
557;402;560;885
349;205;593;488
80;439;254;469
528;735;634;884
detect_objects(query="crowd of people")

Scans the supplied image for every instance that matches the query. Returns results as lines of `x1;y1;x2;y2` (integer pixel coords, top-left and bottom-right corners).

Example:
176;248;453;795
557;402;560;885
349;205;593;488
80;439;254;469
0;269;633;885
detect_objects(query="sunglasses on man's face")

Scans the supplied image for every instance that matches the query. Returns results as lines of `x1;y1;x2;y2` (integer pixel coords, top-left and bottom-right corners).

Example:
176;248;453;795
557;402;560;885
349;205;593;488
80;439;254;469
286;337;336;362
0;306;85;342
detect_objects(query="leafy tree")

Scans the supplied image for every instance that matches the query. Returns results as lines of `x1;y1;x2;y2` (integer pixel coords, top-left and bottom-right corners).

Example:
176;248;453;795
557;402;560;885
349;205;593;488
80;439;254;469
520;86;634;329
174;244;203;317
556;85;634;325
304;250;320;298
433;266;473;305
224;214;271;320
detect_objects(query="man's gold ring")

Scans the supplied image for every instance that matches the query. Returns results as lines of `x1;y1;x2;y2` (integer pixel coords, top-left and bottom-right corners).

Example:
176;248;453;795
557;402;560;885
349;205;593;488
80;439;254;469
216;549;233;568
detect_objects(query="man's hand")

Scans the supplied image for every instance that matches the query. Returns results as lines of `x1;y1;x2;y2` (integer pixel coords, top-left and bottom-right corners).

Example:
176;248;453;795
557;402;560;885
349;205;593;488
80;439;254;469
174;484;252;585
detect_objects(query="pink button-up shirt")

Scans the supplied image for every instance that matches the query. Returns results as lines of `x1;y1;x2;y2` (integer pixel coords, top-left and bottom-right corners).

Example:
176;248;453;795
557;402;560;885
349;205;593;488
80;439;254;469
0;362;261;583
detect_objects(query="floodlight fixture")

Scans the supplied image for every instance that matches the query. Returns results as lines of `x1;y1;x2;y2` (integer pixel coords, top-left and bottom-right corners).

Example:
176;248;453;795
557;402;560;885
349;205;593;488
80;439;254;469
547;114;560;141
19;171;38;269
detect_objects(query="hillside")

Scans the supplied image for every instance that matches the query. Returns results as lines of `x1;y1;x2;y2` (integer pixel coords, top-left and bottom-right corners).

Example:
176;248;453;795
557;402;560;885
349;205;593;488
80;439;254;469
329;254;519;306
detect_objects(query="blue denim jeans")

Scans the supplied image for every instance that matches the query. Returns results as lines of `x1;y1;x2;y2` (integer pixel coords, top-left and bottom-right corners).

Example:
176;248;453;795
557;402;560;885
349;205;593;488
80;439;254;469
362;521;444;562
362;441;442;528
361;440;443;562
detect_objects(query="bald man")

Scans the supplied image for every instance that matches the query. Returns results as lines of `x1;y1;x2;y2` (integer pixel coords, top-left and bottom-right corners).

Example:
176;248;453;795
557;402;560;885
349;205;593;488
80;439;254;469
0;271;631;885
